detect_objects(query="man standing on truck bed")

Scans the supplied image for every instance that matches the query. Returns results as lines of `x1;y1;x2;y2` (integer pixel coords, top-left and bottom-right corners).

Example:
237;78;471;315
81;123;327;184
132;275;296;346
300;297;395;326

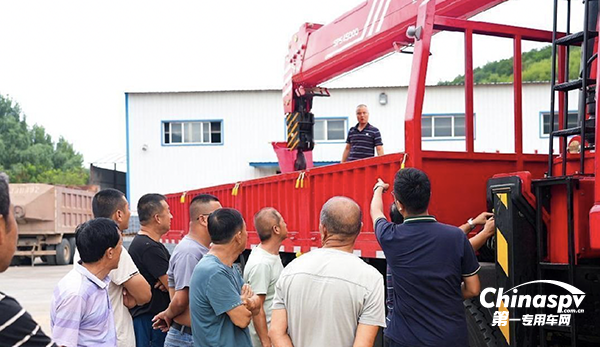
73;188;151;347
371;168;481;347
341;104;384;162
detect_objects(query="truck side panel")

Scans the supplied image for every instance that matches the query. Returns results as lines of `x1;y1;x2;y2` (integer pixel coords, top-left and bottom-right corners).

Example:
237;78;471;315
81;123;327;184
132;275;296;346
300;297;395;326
165;152;548;258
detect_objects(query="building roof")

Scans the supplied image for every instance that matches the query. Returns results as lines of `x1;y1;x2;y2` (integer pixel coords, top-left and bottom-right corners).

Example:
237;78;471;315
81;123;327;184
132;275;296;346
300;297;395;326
126;81;550;95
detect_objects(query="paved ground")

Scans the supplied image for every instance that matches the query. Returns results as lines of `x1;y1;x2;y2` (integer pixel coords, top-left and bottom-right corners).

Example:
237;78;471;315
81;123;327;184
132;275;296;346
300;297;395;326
0;238;171;339
0;263;71;336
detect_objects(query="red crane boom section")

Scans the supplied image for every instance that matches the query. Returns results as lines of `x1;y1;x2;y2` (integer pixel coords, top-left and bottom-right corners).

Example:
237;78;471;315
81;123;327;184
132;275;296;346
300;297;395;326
283;0;506;113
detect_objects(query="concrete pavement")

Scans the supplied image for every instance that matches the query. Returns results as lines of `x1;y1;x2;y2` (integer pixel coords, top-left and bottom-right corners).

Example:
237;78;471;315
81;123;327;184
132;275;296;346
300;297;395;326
0;263;71;336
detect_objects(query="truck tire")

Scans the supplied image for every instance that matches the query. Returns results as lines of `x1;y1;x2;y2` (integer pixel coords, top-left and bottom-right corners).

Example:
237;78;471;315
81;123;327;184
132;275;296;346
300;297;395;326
45;245;57;265
68;237;76;264
55;239;72;265
465;298;502;347
10;256;32;266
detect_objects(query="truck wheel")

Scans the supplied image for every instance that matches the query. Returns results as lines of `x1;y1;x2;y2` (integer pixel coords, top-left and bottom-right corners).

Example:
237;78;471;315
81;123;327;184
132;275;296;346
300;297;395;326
55;239;72;266
10;256;32;266
68;237;76;264
45;245;57;265
465;298;502;347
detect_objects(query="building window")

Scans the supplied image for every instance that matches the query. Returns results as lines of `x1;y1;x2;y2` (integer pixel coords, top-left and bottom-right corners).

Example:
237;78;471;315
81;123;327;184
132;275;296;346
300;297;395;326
314;118;347;141
163;121;222;145
422;114;466;138
541;112;578;136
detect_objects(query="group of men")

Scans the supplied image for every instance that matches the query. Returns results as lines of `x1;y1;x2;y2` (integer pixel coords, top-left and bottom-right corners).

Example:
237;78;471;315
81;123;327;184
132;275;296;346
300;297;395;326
0;162;496;347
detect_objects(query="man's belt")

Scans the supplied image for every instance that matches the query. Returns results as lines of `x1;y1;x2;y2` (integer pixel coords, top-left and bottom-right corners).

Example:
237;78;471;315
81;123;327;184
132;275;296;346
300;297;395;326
172;321;192;335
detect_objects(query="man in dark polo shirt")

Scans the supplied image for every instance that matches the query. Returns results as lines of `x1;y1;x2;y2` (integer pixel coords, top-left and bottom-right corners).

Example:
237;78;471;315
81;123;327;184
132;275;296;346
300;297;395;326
342;104;384;162
370;168;481;347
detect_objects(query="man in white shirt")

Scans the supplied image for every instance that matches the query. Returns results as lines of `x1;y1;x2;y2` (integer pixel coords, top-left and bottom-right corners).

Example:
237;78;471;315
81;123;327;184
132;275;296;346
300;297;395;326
243;208;288;347
270;197;386;347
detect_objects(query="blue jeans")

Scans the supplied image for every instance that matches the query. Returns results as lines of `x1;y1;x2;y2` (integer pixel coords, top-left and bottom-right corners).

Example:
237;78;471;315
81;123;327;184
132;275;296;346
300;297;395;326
133;313;167;347
164;326;193;347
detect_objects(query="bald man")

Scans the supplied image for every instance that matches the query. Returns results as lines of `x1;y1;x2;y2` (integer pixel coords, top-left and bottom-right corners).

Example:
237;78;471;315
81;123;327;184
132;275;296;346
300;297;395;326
269;197;385;347
243;208;288;347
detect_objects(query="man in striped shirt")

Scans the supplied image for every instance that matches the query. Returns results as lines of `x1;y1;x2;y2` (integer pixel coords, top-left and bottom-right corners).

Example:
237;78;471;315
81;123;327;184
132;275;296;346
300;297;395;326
51;218;122;347
0;172;56;347
342;104;384;162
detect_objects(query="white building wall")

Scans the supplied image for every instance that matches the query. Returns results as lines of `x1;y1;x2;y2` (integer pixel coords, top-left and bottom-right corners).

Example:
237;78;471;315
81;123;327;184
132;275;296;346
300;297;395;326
127;91;282;208
127;83;574;208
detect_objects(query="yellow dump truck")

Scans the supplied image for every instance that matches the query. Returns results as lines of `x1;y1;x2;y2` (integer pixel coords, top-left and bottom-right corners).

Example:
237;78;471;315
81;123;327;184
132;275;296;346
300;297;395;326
10;184;95;265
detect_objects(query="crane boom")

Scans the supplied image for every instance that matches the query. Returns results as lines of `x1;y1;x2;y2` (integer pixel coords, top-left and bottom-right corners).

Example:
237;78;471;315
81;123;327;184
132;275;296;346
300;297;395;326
283;0;507;114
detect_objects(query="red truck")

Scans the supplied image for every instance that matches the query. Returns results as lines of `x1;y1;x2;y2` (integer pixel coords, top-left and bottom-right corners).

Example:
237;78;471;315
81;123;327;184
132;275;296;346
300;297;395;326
163;0;600;345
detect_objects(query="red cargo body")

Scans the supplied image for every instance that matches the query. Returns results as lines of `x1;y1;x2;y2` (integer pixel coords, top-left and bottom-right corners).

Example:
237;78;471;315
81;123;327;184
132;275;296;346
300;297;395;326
163;152;547;258
163;184;235;244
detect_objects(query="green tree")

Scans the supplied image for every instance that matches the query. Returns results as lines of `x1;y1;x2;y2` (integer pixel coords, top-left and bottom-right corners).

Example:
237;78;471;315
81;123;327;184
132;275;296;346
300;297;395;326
0;94;88;185
439;45;582;85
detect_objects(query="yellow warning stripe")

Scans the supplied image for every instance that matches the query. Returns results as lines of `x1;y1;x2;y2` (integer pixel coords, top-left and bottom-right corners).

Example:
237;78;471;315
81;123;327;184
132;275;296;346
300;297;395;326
499;301;510;343
495;191;510;344
288;112;299;125
289;122;298;135
497;227;509;277
290;138;299;150
497;193;508;209
287;132;297;143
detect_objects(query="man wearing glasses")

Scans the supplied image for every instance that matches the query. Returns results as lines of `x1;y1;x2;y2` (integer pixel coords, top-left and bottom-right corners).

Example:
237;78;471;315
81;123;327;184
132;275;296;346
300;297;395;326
152;194;222;347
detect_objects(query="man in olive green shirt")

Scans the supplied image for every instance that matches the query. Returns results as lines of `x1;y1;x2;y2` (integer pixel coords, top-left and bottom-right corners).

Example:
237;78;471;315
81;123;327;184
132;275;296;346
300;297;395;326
243;208;288;347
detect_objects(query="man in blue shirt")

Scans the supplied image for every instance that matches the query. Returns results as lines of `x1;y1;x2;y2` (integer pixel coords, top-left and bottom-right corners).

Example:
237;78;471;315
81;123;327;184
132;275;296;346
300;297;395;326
342;104;384;162
152;194;222;347
371;168;481;347
189;208;260;347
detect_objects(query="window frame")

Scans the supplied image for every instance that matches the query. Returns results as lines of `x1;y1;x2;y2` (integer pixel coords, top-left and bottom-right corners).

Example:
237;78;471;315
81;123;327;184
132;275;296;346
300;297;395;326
422;113;473;141
314;117;348;143
283;116;349;144
539;110;579;138
161;119;224;146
